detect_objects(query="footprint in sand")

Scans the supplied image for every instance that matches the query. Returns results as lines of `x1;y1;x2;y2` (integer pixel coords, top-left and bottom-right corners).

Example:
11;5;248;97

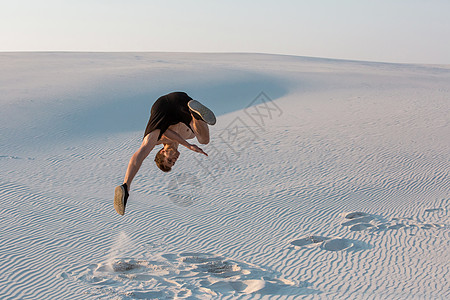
349;223;374;231
342;212;406;232
424;208;445;214
290;236;330;247
291;236;357;252
321;239;354;251
388;224;406;230
345;212;369;219
63;252;313;298
342;216;375;226
342;211;445;233
341;212;379;232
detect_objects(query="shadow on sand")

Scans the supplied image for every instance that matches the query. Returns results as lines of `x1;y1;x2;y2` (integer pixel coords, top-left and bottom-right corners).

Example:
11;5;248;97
73;70;289;137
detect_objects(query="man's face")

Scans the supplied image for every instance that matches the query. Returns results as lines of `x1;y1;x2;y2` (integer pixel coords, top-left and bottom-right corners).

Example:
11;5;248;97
162;148;180;168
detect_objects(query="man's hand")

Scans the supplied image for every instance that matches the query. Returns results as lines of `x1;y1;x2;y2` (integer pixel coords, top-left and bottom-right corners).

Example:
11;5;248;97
188;144;208;156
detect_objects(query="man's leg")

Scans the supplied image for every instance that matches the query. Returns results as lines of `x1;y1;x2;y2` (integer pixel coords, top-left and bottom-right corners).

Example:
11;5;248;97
190;116;210;145
115;131;159;215
124;133;157;187
187;100;215;144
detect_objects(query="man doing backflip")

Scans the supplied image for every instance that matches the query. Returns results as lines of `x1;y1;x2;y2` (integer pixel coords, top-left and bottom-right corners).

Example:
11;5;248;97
114;91;216;215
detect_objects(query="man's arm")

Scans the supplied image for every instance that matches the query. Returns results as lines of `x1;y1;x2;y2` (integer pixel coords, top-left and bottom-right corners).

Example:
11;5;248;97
163;129;208;156
162;129;190;147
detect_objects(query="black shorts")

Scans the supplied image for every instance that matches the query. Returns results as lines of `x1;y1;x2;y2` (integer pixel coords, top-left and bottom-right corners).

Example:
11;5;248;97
144;92;193;140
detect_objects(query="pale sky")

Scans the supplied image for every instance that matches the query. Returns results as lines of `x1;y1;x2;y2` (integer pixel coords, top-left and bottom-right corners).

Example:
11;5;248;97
1;0;449;64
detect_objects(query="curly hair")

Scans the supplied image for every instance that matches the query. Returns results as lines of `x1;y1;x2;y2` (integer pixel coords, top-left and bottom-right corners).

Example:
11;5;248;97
154;148;172;172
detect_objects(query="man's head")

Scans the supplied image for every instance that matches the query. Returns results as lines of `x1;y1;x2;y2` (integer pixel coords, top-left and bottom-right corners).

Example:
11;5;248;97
154;146;180;172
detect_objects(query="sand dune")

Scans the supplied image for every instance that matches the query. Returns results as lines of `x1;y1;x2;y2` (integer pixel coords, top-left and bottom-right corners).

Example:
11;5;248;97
0;53;449;299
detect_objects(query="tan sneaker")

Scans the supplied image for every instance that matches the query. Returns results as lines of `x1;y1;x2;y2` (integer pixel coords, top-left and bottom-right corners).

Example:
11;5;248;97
114;183;129;215
188;100;216;125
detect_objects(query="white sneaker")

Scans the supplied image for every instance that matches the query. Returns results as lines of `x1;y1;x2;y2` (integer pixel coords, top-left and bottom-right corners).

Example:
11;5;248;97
188;100;216;125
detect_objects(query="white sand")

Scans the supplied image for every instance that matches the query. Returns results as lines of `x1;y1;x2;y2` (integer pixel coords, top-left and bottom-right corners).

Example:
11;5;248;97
0;53;449;299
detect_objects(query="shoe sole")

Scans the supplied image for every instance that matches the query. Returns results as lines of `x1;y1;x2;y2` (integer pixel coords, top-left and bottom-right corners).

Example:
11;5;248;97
114;185;125;215
188;100;216;125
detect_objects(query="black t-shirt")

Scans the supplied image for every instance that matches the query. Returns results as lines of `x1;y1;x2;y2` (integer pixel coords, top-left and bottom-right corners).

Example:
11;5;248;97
144;92;193;140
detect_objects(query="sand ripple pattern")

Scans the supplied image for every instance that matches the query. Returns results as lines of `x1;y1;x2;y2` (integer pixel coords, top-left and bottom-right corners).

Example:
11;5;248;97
1;53;449;299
